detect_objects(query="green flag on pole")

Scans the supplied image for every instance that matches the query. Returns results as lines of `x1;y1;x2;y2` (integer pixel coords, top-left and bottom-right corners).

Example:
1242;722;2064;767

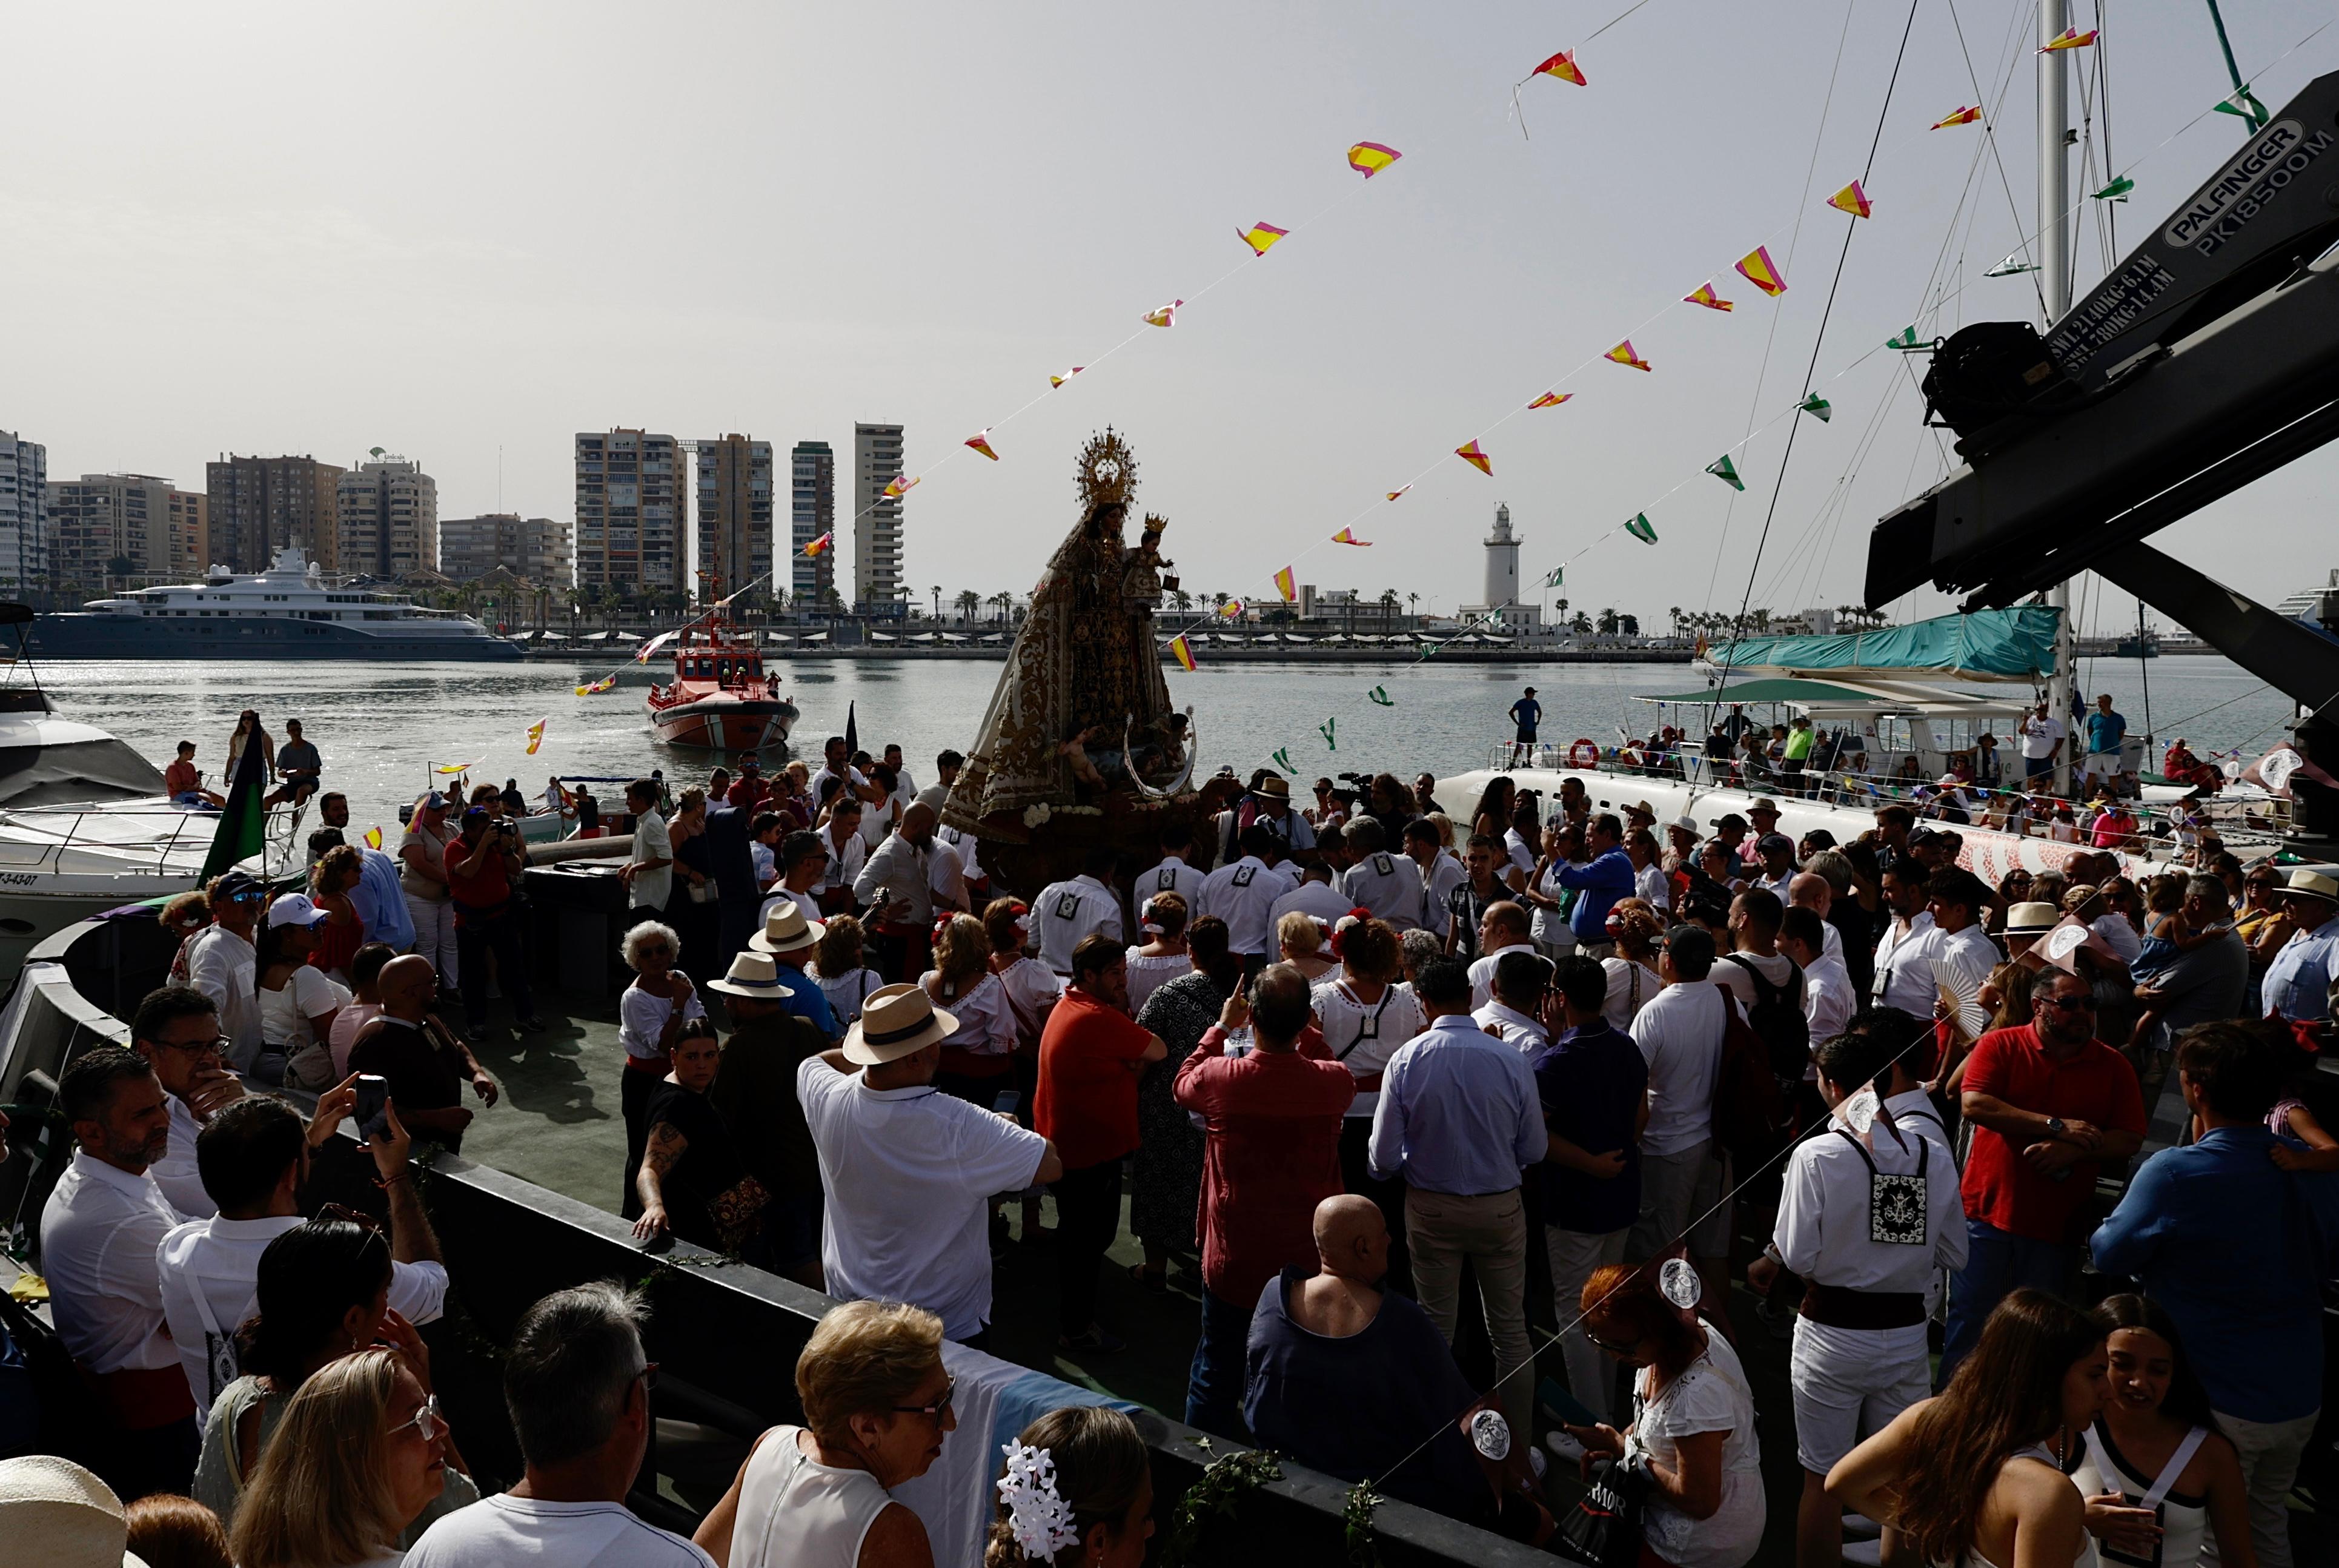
199;730;269;883
1798;394;1833;423
1624;513;1658;544
2091;175;2134;202
1705;455;1744;492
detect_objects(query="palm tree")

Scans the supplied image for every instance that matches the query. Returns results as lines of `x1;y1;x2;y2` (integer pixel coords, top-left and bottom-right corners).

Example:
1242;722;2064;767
1169;587;1192;615
1668;605;1682;638
1570;609;1593;634
931;584;942;621
989;590;1013;624
1406;591;1419;627
1597;607;1619;635
955;589;981;623
1379;589;1400;635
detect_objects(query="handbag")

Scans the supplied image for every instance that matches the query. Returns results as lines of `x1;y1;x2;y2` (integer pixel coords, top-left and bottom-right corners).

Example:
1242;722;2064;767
1553;1454;1644;1568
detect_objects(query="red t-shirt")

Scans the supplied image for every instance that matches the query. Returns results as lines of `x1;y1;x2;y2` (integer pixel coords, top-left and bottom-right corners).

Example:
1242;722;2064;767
1960;1024;2146;1243
1173;1027;1356;1303
726;779;769;812
1034;986;1156;1170
164;759;199;796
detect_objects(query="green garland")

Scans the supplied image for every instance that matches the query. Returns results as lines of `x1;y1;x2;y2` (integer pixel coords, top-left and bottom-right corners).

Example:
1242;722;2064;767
1344;1482;1386;1568
1158;1448;1283;1567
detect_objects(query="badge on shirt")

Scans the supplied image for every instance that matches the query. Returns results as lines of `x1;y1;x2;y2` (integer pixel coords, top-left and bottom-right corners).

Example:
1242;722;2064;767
1232;865;1256;887
1055;890;1082;921
1156;868;1178;891
1373;853;1395;875
1870;1171;1928;1246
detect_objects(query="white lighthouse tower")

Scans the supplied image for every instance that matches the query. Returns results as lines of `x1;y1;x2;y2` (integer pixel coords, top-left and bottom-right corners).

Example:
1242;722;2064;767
1462;502;1540;630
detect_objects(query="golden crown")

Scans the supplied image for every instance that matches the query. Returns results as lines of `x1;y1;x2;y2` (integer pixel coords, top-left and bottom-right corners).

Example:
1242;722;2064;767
1075;429;1138;511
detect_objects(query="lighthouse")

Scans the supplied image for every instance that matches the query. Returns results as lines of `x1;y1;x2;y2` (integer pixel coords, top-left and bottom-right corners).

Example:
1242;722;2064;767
1461;502;1541;630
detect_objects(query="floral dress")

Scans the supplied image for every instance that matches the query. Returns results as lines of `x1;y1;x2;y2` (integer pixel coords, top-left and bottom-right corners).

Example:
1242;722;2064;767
1129;966;1230;1253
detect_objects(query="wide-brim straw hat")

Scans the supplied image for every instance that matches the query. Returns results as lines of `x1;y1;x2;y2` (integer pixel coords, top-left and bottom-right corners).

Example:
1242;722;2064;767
2005;901;2062;935
749;902;824;954
1256;774;1291;798
0;1455;148;1567
843;982;958;1065
708;950;795;1001
2284;868;2339;904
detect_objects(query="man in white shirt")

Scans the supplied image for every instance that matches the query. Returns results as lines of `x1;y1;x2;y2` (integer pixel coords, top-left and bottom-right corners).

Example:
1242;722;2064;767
810;733;881;815
1465;902;1535;1008
1472;950;1553;1056
1780;906;1856;1048
1402;820;1465;937
1211;773;1318;867
1787;872;1847;965
763;830;830;930
914;748;964;815
2017;700;2066;785
1750;834;1798;901
1134;826;1207;910
128;987;243;1219
38;1046;197;1499
1625;927;1733;1286
1925;868;2003;1059
1271;861;1351;930
1869;864;1939;1016
881;743;917;801
158;1093;446;1415
797;984;1060;1342
815;798;868;915
1338;817;1427;930
1747;1014;1965;1568
619;779;672;920
854;802;940;979
1035;848;1127;977
184;870;266;1074
404;1282;718;1568
1198;824;1290;976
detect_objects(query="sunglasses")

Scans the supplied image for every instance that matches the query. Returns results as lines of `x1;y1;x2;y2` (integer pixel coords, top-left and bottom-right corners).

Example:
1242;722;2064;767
894;1374;957;1420
386;1392;447;1442
2041;994;2097;1012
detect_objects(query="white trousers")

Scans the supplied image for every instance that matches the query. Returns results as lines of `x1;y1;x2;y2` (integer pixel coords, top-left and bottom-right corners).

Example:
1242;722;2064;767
2205;1404;2317;1568
1545;1224;1628;1424
406;894;459;987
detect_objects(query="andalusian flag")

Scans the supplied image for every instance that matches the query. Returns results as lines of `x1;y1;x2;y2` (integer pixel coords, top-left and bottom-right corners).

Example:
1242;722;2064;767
1330;529;1370;546
1533;48;1588;85
1605;340;1653;371
1885;326;1924;351
1624;514;1658;544
2092;176;2134;202
1237;221;1289;256
2039;27;2095;51
1455;440;1493;475
1348;142;1402;178
1169;635;1196;671
1527;391;1573;409
199;738;267;882
1826;180;1873;219
1707;455;1745;492
1799;393;1833;422
1735;246;1787;297
1684;282;1734;313
1544;565;1564;587
526;717;547;755
965;431;1000;461
881;475;918;499
1274;567;1297;602
1931;105;1983;129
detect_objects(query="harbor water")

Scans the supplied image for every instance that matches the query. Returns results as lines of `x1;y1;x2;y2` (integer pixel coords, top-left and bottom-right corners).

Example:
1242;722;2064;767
28;653;2291;844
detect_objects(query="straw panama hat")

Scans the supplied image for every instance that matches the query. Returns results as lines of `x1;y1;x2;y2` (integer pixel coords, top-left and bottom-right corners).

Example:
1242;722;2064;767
749;902;824;954
708;950;797;1001
1255;775;1291;798
2005;901;2062;935
2284;868;2339;904
842;982;958;1065
0;1455;148;1567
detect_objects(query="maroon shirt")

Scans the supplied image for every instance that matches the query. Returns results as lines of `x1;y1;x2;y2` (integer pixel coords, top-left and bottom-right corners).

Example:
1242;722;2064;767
1173;1025;1355;1303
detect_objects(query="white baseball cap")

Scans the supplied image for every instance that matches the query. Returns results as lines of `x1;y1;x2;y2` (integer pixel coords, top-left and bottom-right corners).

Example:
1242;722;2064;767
265;892;331;930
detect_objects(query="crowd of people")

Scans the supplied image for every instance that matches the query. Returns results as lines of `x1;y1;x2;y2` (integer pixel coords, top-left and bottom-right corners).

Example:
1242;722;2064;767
12;727;2339;1567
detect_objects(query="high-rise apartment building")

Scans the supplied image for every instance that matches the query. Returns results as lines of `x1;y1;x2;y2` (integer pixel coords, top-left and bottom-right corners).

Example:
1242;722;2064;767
694;434;773;600
47;474;208;587
574;429;682;594
0;432;50;589
789;440;834;604
336;457;438;579
852;423;904;610
206;455;345;572
439;514;573;586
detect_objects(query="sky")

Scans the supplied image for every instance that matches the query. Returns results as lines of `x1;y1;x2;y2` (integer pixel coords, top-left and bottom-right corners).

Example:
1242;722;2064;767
7;0;2337;637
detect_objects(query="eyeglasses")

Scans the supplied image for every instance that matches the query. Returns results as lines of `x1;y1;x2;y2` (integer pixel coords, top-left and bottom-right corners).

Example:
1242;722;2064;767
1585;1329;1639;1356
152;1033;228;1056
386;1393;446;1441
894;1374;956;1420
2041;994;2097;1012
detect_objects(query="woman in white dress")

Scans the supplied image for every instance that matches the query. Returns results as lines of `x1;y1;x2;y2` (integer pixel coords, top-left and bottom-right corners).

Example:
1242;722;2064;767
926;913;1018;1105
1830;1288;2112;1568
2076;1295;2254;1568
697;1301;952;1568
1599;899;1666;1030
983;1405;1154;1567
1123;892;1190;1016
1275;910;1339;982
809;916;884;1027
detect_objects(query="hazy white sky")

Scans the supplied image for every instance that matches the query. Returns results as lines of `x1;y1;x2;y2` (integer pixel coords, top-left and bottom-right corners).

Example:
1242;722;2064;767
8;0;2336;633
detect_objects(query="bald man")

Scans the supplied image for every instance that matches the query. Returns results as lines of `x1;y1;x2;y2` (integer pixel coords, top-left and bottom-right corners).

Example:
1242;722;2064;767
853;801;940;979
1465;901;1535;1010
346;956;498;1153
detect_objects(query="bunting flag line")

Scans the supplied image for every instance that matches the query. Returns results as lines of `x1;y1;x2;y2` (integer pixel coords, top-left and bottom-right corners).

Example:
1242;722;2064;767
1735;245;1787;297
1218;598;1247;619
1885;326;1924;351
1706;455;1745;491
526;718;548;756
1347;141;1402;178
576;675;617;696
1050;366;1085;388
1799;393;1833;422
1367;686;1393;706
1527;391;1573;409
882;475;919;498
1274;566;1297;602
1143;299;1183;328
1684;282;1735;313
2039;26;2097;51
1319;716;1337;750
363;827;383;850
2092;175;2134;202
1271;746;1294;773
1329;528;1370;546
2215;87;2271;128
1237;221;1290;257
433;758;481;776
1385;485;1413;501
1544;565;1564;587
1826;179;1873;219
1931;105;1983;129
1605;340;1653;371
1624;513;1658;544
1455;440;1493;475
1533;48;1588;85
965;431;1000;461
634;629;678;664
805;531;833;557
1170;634;1196;672
1985;255;2039;277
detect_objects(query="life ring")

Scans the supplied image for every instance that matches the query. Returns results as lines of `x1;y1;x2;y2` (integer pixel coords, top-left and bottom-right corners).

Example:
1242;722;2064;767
1567;739;1601;770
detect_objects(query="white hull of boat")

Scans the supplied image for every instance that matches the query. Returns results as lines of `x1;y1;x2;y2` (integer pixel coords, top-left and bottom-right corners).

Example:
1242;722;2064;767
0;799;286;967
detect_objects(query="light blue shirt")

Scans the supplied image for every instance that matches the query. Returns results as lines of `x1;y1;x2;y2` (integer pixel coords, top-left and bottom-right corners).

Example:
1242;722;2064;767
1556;847;1636;942
1367;1014;1545;1195
348;846;416;952
2261;916;2339;1022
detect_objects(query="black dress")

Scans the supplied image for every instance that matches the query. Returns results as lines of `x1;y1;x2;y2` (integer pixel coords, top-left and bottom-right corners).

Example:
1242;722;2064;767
665;830;721;978
1130;967;1231;1254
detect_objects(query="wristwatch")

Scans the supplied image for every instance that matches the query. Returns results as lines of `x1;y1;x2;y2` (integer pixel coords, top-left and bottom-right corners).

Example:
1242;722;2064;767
2045;1116;2068;1140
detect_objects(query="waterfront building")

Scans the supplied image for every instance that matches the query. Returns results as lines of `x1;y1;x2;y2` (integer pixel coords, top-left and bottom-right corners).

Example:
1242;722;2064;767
47;474;208;589
852;422;904;613
0;432;50;589
789;439;835;606
575;429;683;596
336;456;439;580
206;454;345;574
439;513;572;587
694;434;773;601
1459;502;1540;632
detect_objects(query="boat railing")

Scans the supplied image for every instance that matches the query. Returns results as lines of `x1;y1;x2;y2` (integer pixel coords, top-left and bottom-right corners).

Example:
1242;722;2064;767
0;796;309;879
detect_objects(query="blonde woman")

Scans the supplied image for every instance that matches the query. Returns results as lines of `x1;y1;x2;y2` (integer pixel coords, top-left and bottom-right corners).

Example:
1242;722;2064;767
696;1300;954;1568
1276;911;1338;981
926;913;1017;1104
1123;892;1189;1016
228;1348;448;1568
809;915;884;1027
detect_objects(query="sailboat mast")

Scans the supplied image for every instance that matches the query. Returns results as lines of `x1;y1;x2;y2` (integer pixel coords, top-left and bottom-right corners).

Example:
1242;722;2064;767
2039;0;2077;793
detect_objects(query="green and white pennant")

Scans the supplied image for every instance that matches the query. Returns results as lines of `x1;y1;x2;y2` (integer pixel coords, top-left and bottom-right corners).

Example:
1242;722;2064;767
1798;393;1832;423
1624;513;1658;544
1705;455;1744;492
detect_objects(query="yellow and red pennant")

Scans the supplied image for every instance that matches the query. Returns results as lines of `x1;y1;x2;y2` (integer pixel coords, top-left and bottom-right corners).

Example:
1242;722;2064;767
1385;485;1412;501
882;475;919;499
1169;634;1196;671
805;531;832;557
965;431;1000;461
1533;49;1588;86
363;827;383;850
1455;440;1493;475
1827;180;1873;219
1050;366;1084;388
575;676;616;696
1605;340;1653;372
1527;391;1573;409
1931;105;1983;129
1218;598;1247;619
1684;282;1734;313
1143;299;1183;328
2039;27;2096;51
1274;567;1297;602
1330;529;1371;546
1735;246;1787;297
526;717;547;756
1238;221;1290;257
1347;141;1402;179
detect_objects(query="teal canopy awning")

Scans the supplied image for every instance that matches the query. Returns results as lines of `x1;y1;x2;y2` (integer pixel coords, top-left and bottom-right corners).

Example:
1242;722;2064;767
1704;605;2060;681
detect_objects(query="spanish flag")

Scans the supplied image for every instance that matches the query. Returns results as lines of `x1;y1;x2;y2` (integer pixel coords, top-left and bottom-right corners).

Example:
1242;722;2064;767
576;675;617;696
1347;142;1402;179
1275;567;1297;602
1605;340;1653;372
1931;105;1983;129
1237;221;1290;257
526;717;547;755
1329;529;1370;546
1169;635;1196;672
1684;282;1734;313
363;827;383;850
805;531;832;557
965;431;1000;461
882;475;918;499
1735;246;1787;297
1533;48;1588;86
2039;27;2095;51
1826;180;1873;219
1455;440;1493;475
1527;392;1573;409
